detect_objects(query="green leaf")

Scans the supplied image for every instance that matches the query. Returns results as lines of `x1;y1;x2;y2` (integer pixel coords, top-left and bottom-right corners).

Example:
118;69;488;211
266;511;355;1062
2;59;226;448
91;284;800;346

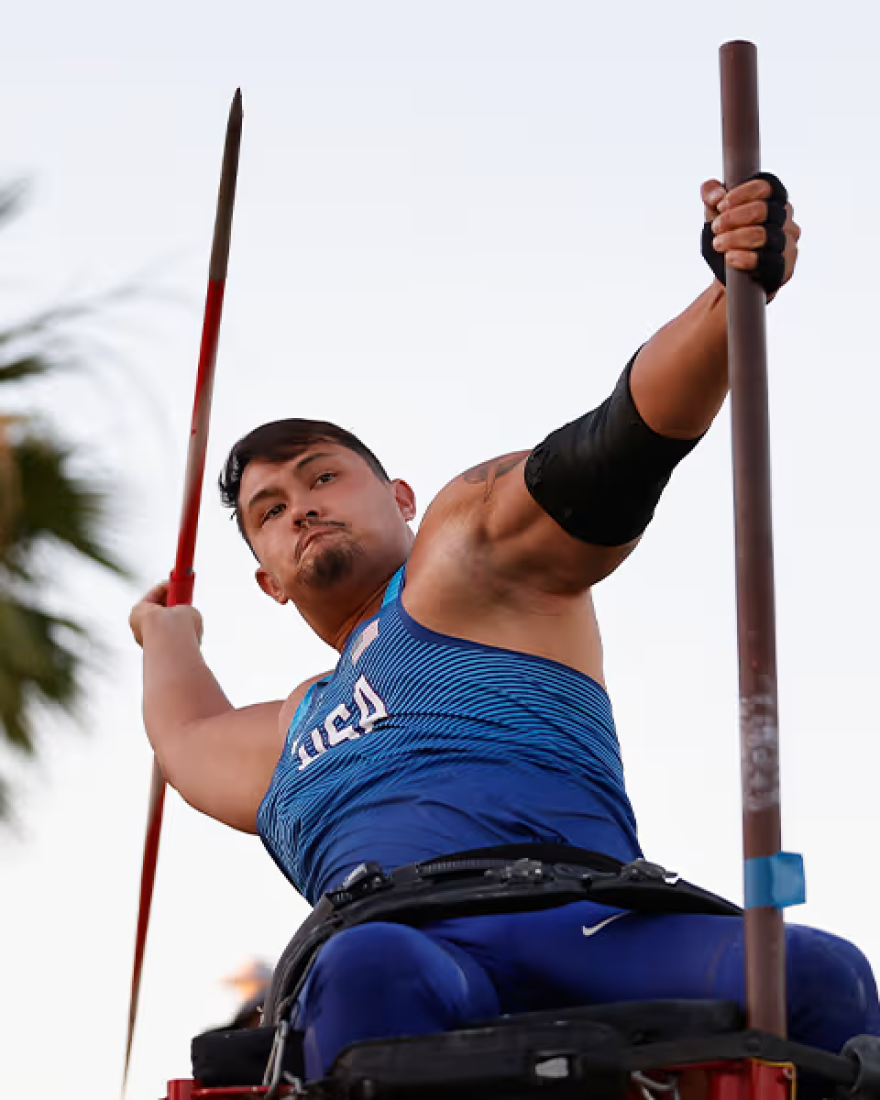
0;177;135;821
0;357;51;384
0;597;82;753
3;433;128;578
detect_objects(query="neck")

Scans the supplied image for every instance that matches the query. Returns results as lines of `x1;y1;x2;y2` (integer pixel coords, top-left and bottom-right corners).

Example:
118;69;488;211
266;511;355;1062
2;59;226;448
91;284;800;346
296;563;402;651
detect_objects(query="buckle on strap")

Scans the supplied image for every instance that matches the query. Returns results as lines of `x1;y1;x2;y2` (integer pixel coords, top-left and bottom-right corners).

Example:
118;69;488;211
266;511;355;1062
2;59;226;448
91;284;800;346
326;855;681;910
486;857;556;884
619;858;680;885
326;861;393;908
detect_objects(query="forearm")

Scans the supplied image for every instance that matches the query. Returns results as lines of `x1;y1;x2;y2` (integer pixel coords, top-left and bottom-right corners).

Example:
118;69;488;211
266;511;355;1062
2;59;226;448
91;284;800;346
140;613;232;768
523;287;728;547
630;281;729;439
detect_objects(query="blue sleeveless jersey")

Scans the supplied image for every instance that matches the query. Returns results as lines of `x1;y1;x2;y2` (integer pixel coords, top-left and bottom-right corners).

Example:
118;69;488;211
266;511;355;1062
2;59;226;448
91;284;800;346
257;569;641;903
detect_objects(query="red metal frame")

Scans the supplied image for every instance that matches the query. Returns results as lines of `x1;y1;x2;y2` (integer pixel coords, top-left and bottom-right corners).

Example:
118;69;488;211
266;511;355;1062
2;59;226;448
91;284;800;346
160;1059;794;1100
165;1084;295;1099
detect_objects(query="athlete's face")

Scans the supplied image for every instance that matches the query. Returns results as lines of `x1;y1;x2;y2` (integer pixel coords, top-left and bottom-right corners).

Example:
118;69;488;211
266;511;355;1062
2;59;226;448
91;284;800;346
239;444;416;606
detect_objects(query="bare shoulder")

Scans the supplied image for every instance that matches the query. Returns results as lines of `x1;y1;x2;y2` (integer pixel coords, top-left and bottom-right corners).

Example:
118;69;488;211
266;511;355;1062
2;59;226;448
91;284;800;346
455;451;531;501
412;446;638;596
419;450;533;532
278;669;336;734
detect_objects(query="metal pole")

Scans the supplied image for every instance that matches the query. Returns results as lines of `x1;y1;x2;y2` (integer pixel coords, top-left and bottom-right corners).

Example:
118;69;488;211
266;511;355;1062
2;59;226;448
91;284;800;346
123;89;243;1089
719;41;786;1037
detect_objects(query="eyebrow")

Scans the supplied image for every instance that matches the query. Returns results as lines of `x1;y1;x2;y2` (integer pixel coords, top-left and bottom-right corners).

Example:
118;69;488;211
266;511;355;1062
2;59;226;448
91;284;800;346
295;450;335;472
244;451;337;516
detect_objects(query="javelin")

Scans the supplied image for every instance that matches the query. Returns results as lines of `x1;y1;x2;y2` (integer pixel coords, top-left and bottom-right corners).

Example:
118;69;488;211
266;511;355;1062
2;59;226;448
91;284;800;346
123;88;243;1089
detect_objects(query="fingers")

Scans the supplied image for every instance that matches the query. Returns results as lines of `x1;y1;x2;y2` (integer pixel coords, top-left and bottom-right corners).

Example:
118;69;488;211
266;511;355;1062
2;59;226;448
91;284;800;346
701;173;799;292
128;592;203;649
717;176;777;212
702;178;727;221
712;223;771;266
715;213;800;272
142;580;170;607
721;249;760;273
712;198;771;234
129;580;170;647
708;185;800;278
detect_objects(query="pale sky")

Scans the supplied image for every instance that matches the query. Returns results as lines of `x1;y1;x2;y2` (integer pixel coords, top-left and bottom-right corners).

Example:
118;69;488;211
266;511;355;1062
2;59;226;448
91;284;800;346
1;4;878;1099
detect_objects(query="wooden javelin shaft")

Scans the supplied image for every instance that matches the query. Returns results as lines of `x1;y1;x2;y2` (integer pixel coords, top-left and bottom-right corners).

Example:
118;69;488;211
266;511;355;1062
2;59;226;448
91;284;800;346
719;42;786;1037
123;89;243;1089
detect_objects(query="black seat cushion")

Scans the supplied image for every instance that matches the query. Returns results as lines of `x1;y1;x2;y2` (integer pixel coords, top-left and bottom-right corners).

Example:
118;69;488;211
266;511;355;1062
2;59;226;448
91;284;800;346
191;1025;303;1088
321;1000;744;1098
190;999;742;1091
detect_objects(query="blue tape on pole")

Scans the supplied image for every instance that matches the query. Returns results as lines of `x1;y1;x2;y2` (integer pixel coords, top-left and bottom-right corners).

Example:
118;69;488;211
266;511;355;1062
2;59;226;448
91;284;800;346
744;852;806;909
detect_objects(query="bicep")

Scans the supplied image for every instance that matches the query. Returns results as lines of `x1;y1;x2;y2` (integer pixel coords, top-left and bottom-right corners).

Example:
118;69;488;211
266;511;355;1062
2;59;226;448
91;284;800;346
492;471;639;589
161;701;285;834
454;452;638;592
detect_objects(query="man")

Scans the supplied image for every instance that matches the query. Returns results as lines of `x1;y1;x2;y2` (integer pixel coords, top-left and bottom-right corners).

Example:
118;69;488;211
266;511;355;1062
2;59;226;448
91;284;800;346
130;176;878;1088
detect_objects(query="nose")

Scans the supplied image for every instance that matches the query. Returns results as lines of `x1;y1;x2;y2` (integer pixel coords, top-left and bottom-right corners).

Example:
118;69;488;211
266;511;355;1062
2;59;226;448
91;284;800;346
290;503;321;529
281;495;319;528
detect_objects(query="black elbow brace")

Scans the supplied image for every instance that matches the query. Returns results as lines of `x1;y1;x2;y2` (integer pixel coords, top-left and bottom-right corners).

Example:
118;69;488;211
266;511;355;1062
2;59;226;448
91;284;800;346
524;354;702;546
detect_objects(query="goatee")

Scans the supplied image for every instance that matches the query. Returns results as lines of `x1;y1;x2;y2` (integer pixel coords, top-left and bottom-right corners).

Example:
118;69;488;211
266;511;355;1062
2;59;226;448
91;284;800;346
301;539;362;589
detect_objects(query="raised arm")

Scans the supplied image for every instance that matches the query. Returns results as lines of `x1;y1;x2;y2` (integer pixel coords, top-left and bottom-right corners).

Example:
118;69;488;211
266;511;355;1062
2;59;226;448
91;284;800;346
435;176;799;593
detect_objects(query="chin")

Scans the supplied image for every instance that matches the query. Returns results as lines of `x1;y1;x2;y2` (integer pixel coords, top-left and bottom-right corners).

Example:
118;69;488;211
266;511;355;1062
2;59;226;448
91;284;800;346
301;540;364;590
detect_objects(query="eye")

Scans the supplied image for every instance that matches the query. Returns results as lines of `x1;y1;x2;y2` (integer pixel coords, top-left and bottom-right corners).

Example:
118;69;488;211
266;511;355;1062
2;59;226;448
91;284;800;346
261;502;285;525
314;471;336;487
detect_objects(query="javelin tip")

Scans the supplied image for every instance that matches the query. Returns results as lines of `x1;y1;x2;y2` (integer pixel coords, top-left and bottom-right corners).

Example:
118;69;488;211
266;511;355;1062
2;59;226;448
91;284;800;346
208;92;244;281
230;88;243;124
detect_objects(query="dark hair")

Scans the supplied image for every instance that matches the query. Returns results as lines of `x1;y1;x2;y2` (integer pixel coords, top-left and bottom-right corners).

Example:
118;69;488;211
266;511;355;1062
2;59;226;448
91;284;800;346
218;418;390;544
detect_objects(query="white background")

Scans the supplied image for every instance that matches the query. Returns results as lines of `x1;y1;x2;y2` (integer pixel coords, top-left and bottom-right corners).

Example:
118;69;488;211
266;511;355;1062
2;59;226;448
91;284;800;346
0;4;877;1098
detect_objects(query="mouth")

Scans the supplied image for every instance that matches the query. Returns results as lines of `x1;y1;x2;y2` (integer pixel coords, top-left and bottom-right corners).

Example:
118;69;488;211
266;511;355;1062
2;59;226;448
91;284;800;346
296;525;343;561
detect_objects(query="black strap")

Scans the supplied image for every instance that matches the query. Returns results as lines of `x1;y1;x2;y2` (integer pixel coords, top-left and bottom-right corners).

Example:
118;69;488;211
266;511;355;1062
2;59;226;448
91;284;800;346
263;849;740;1025
430;842;624;873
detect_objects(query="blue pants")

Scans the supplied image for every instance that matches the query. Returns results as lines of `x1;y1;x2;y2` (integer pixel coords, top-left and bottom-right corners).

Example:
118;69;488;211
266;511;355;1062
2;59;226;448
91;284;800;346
291;900;879;1093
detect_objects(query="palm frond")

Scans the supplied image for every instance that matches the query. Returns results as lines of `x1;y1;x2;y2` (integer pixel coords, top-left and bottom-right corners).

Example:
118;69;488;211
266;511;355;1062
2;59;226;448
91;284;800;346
0;177;135;820
2;431;129;579
0;356;52;384
0;597;83;754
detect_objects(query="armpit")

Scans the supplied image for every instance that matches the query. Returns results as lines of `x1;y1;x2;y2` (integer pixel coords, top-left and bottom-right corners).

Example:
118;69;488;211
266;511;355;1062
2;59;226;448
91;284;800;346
279;670;335;734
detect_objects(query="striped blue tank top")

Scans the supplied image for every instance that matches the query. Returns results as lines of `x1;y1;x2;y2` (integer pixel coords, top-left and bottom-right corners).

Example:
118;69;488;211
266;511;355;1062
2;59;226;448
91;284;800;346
257;568;641;903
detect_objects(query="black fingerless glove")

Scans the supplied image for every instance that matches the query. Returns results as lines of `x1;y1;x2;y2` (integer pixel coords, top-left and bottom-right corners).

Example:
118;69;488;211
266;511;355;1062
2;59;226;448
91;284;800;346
701;171;788;295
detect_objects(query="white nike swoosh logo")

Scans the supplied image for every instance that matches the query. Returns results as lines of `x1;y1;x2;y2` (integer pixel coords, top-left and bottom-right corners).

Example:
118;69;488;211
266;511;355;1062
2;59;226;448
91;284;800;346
581;912;629;938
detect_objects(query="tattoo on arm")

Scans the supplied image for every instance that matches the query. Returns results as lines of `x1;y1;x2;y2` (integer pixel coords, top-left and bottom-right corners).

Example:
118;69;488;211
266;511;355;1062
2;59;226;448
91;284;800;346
461;454;524;502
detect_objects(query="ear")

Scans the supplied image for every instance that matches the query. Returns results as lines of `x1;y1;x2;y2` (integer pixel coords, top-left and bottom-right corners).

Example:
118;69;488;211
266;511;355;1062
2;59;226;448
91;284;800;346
256;567;288;605
391;479;417;522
